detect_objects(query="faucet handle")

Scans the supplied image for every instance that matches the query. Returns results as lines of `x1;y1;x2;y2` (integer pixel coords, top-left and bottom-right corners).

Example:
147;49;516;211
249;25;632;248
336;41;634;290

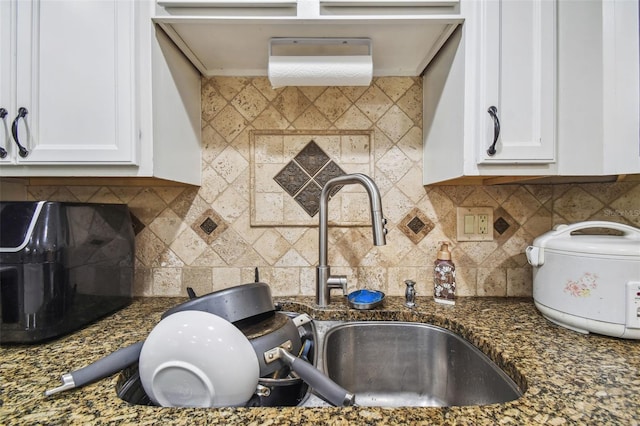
327;275;348;295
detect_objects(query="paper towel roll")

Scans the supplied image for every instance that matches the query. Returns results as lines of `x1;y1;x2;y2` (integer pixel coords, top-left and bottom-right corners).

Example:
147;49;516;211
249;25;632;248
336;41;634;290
268;55;373;87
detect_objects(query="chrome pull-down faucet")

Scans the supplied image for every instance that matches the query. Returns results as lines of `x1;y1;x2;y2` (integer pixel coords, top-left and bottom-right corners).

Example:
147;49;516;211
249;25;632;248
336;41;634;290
316;173;388;307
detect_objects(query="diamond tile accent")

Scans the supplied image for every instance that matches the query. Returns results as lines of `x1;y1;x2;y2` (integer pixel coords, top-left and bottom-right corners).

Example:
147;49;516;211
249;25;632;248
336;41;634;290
274;161;309;197
492;207;519;245
398;208;435;244
191;209;228;245
271;139;351;218
254;130;374;225
315;161;346;198
493;217;510;235
294;181;322;217
407;216;426;234
200;217;218;235
294;140;330;176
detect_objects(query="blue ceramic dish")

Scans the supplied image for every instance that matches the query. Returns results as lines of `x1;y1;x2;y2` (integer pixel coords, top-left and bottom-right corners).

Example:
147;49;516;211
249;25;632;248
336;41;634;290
347;289;385;310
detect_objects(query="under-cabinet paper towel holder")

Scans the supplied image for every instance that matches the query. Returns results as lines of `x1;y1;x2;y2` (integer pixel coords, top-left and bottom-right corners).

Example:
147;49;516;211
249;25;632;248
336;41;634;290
268;37;373;87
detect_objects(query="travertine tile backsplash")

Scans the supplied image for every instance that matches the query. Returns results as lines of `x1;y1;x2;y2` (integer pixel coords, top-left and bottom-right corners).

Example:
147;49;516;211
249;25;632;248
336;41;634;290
24;77;640;298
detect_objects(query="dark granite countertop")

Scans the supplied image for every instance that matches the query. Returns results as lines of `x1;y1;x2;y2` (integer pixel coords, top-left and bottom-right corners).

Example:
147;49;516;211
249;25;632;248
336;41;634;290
1;296;638;425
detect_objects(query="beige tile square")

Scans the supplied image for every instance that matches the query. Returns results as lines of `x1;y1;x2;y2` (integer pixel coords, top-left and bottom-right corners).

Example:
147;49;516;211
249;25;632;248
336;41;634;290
314;87;352;122
231;84;269;121
377;146;412;183
209;76;250;101
211;267;242;291
477;268;507;296
212;186;248;222
254;229;291;265
396;83;422;124
294;228;320;265
341;135;371;163
356;266;388;293
507;266;532;297
170;227;209;265
381;190;413;223
211;105;249;142
355;85;392;122
133;264;153;297
201;81;227;123
299;267;316;296
397;167;427;203
377;105;414;142
269;267;301;296
252;106;290;130
375;77;415;101
334;105;373;130
152;267;182;296
148;208;188;245
502;187;544;225
292;106;332;130
212;146;248;184
253;193;284;224
275;249;310;267
455;266;477;296
211;229;254;265
396;126;423;163
135;228;166;267
253;135;284;164
273;87;311;122
182;268;213;296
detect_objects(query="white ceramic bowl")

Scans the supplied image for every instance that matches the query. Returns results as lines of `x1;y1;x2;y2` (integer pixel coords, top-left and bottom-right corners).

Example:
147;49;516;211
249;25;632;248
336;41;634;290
139;310;259;407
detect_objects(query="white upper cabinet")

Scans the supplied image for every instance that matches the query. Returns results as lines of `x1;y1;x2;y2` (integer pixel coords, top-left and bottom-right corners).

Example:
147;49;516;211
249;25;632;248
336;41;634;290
477;0;555;164
1;0;136;165
0;1;202;185
557;0;640;177
423;0;639;185
423;0;558;185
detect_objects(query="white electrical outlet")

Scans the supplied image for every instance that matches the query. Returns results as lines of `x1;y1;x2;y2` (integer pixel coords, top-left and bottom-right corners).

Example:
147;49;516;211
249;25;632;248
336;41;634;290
456;207;494;241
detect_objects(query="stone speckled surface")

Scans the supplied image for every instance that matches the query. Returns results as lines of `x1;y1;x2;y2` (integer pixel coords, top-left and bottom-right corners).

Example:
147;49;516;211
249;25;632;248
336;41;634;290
1;296;638;425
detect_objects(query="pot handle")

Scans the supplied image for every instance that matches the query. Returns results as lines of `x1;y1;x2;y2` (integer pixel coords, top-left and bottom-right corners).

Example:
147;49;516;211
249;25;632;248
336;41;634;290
45;341;144;396
276;348;355;407
552;221;640;240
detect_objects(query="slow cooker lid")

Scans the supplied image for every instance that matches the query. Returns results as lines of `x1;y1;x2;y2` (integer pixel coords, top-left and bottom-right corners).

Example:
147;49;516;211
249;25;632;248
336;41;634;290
539;234;640;257
532;221;640;258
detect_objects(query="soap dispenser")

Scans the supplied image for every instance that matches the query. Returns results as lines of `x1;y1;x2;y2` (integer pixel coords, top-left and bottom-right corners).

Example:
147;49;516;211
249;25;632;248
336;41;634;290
434;242;456;305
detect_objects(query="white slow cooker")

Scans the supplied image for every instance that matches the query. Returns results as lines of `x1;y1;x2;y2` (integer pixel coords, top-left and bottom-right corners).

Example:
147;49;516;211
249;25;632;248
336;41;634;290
526;221;640;339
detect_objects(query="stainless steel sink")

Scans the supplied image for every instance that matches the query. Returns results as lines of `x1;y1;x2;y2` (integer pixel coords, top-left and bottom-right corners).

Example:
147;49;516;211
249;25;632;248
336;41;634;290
320;321;523;407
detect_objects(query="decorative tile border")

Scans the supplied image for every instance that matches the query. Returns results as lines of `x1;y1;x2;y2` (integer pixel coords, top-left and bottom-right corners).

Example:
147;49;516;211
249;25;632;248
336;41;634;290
250;130;375;226
398;207;435;244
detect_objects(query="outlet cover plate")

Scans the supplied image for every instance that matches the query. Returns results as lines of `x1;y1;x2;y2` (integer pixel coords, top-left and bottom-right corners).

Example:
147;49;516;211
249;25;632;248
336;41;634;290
456;207;494;241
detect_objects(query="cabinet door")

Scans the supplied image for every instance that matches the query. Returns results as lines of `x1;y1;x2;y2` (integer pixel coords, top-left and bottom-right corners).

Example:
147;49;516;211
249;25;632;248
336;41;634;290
0;1;13;162
477;0;555;164
12;0;136;164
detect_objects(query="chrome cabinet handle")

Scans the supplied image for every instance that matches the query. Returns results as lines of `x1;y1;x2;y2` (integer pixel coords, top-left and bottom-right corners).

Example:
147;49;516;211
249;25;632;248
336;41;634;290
486;106;500;157
0;108;7;158
11;107;29;158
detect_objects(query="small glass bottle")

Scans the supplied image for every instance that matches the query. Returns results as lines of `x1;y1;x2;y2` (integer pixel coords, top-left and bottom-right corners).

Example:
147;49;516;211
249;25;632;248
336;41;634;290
434;242;456;305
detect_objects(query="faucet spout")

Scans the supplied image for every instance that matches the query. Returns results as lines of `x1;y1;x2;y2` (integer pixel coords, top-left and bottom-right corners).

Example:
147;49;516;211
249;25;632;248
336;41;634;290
316;173;387;307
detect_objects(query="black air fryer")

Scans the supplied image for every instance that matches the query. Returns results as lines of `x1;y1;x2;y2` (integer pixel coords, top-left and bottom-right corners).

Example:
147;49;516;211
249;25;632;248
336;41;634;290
0;201;134;343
